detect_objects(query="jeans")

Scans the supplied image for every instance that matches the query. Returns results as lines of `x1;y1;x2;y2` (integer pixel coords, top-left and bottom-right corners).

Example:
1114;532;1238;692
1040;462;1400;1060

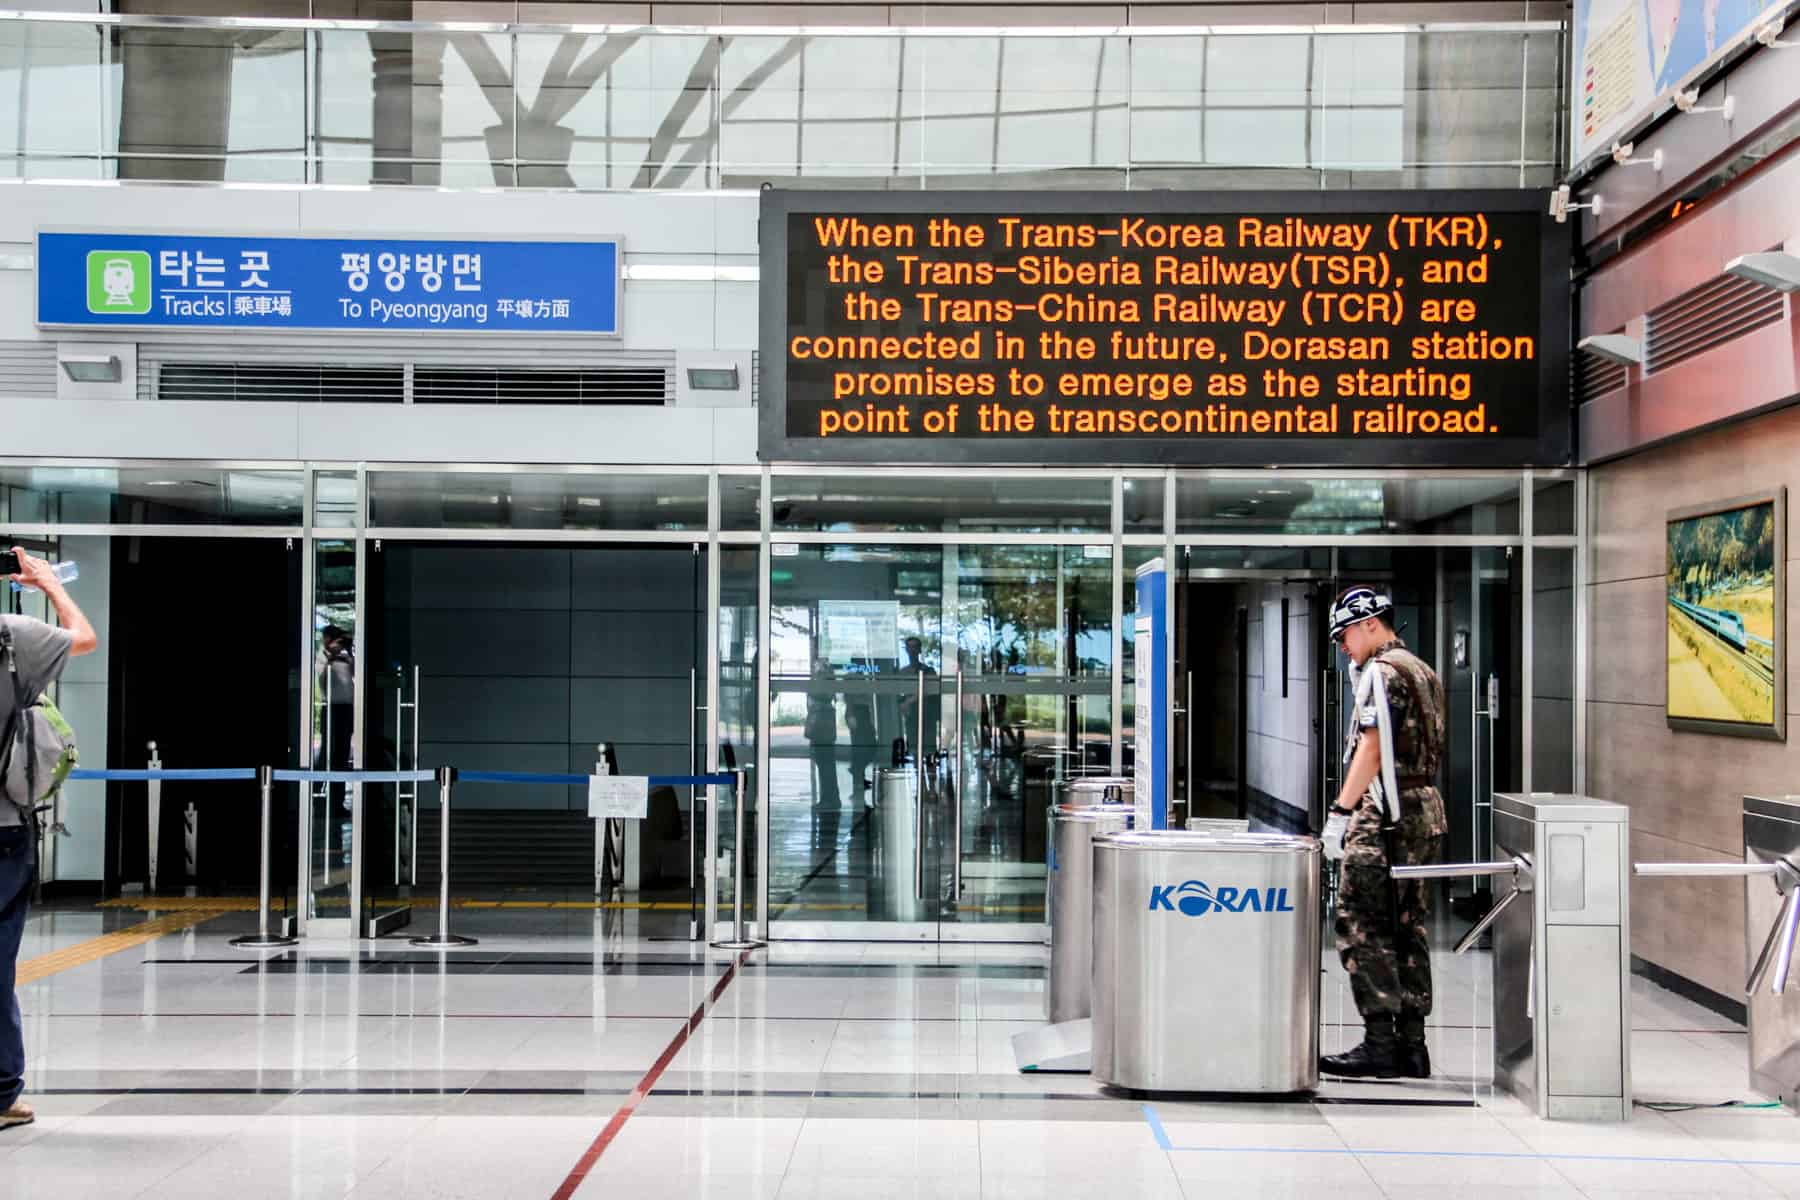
0;824;32;1110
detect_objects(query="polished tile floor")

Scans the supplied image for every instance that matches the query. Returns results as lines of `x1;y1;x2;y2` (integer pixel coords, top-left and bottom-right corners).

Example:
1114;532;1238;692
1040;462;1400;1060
2;900;1789;1199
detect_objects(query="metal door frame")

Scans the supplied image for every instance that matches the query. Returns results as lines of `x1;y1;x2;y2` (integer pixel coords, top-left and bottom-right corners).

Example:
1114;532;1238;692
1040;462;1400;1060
0;459;1581;943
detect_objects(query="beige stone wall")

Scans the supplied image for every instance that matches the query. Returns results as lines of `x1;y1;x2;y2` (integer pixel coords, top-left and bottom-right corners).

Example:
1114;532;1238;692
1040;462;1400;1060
1588;403;1800;999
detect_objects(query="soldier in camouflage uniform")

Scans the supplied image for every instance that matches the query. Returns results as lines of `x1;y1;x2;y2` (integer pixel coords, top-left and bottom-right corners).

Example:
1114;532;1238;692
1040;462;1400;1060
1319;587;1447;1079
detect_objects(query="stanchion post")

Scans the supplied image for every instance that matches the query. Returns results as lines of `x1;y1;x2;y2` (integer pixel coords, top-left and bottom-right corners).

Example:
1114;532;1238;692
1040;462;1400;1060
412;766;477;947
233;765;297;949
711;768;763;951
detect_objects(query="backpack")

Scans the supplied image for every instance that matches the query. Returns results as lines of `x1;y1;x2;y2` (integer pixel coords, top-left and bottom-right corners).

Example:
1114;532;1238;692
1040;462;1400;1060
1;625;79;821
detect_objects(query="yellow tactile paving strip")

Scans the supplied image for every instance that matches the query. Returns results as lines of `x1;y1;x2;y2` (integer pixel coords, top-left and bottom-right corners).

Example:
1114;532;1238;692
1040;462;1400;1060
17;909;228;985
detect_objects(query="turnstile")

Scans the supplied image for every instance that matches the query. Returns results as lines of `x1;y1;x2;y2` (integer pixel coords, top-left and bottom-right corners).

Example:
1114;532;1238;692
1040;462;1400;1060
1635;794;1800;1115
1398;793;1630;1120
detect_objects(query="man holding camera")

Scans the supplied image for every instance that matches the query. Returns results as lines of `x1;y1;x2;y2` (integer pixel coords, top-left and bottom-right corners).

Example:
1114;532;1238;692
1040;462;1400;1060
1;547;98;1131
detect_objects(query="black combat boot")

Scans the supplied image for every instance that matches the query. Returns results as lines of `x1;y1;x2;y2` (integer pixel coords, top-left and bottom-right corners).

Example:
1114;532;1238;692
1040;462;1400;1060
1320;1015;1404;1079
1396;1009;1431;1079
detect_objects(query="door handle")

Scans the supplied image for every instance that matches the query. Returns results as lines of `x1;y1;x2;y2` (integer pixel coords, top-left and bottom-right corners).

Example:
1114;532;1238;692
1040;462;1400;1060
953;669;963;902
1634;859;1797;995
915;669;926;900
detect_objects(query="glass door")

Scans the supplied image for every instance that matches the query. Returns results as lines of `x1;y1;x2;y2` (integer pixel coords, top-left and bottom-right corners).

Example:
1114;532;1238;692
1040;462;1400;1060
765;541;1103;940
300;536;359;937
941;544;1111;933
767;543;945;937
1176;548;1333;834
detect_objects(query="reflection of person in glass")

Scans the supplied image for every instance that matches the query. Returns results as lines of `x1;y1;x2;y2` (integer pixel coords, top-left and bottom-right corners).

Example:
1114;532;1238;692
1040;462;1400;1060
317;625;355;856
805;657;841;850
843;684;877;808
898;636;940;758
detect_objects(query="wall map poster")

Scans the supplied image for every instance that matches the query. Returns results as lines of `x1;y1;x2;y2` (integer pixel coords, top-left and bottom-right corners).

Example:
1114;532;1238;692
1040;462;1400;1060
759;191;1571;467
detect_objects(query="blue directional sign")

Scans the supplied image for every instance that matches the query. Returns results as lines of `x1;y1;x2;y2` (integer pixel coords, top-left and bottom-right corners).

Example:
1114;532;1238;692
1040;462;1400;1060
36;231;620;335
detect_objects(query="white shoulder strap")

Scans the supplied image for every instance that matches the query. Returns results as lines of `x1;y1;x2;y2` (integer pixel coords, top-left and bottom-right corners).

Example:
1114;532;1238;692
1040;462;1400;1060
1348;659;1403;824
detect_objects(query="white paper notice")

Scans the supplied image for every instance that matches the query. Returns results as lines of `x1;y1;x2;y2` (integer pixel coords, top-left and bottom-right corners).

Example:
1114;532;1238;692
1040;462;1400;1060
588;774;649;820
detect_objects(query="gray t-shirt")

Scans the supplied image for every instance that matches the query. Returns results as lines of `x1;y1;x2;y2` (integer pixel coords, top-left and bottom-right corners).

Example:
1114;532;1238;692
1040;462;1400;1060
1;614;75;826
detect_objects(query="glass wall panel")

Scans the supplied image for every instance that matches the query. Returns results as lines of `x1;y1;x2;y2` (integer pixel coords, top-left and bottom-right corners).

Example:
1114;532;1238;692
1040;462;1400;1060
314;470;361;528
766;539;1105;929
1532;547;1576;792
949;542;1109;927
719;473;762;531
367;470;707;530
993;37;1127;178
106;26;306;182
0;466;305;525
557;34;716;190
314;30;374;183
718;547;759;927
720;36;903;185
1534;477;1576;536
1123;476;1165;534
767;543;944;924
1119;545;1164;790
771;473;1111;534
437;32;514;188
1174;475;1522;536
306;537;358;923
6;19;1561;187
0;21;106;179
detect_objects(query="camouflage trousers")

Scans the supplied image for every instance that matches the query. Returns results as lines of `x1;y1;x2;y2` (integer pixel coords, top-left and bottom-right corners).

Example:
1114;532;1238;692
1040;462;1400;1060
1334;794;1444;1034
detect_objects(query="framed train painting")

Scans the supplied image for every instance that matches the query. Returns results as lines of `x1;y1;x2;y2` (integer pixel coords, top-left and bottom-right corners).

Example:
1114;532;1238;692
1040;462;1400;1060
1666;488;1787;739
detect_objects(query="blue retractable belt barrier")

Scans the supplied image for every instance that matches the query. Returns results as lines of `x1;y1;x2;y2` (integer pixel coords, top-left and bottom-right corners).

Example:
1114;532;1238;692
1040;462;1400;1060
64;767;734;786
457;769;738;789
67;768;258;782
270;769;438;785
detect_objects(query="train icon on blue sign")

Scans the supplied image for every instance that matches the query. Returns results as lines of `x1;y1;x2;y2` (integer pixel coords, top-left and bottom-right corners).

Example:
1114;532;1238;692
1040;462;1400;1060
1148;880;1295;917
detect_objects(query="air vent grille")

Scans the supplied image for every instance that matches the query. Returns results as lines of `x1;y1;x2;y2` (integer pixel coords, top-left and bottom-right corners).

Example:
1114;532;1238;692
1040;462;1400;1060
1575;346;1628;403
0;341;57;398
158;362;405;402
412;365;670;405
1645;267;1787;374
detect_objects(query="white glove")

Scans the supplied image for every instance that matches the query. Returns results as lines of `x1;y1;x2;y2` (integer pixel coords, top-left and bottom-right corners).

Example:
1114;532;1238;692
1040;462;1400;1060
1322;810;1349;862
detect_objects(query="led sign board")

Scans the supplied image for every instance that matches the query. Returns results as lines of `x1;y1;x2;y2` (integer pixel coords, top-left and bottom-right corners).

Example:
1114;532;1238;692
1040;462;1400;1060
759;191;1570;466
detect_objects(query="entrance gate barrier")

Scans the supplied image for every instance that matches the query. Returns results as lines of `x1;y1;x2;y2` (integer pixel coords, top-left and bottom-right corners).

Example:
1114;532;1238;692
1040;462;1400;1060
1634;794;1800;1115
66;764;746;948
1394;793;1631;1121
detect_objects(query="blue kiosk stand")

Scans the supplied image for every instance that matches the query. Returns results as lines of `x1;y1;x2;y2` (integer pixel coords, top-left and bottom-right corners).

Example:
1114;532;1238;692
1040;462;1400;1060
1013;558;1171;1072
1132;557;1170;834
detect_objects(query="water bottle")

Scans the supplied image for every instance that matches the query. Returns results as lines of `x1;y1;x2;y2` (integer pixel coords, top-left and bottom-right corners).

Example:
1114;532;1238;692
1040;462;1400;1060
9;561;79;594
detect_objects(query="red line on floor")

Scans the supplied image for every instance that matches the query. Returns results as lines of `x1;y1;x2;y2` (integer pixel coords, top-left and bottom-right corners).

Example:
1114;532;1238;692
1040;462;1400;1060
548;948;752;1200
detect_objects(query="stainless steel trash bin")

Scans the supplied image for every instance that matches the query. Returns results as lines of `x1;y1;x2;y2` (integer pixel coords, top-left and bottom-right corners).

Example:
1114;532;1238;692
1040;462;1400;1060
873;767;924;922
1092;830;1321;1093
1057;776;1132;808
1047;777;1134;1023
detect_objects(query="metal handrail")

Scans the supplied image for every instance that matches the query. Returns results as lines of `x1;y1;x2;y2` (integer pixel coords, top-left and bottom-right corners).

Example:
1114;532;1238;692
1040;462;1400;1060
1392;855;1532;956
1635;858;1800;995
0;11;1570;37
1391;859;1521;881
1633;862;1780;878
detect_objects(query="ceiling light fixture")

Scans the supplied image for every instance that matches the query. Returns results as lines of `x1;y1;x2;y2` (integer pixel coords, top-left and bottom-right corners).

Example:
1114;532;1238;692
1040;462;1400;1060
60;354;122;383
